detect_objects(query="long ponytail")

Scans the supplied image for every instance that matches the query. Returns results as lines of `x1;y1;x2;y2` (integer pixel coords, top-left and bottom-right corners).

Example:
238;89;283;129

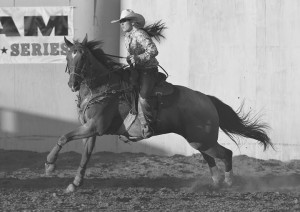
142;20;167;42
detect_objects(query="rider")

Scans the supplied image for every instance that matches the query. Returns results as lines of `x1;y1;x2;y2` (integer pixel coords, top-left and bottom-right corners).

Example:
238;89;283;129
111;9;165;138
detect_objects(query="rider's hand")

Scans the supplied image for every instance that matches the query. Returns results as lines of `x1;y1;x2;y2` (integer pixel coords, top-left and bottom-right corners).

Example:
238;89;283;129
126;56;131;65
127;55;138;66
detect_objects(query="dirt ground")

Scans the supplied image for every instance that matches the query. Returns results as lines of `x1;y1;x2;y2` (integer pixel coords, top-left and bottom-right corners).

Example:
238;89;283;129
0;148;300;211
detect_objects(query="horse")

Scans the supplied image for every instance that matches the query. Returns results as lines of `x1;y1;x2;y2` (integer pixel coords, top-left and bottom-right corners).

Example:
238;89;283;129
45;35;273;193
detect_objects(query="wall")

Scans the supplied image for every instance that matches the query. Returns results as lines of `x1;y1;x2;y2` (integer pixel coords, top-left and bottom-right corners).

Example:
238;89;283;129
1;0;300;161
120;0;300;160
0;0;123;153
0;0;195;157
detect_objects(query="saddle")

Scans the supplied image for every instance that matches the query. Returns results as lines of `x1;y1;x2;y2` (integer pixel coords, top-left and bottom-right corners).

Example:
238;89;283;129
151;72;174;96
116;69;176;142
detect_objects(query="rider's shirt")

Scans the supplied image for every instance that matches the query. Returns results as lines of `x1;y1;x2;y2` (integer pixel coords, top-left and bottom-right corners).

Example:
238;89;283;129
124;28;159;68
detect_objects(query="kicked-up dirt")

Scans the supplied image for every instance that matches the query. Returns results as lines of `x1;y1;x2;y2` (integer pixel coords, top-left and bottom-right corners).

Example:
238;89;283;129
0;149;300;211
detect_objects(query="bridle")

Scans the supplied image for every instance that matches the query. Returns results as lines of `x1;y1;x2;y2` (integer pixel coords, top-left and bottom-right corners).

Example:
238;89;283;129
65;51;89;81
65;64;85;80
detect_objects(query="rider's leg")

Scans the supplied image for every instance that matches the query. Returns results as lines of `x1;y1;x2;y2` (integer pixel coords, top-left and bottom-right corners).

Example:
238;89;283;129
138;68;157;138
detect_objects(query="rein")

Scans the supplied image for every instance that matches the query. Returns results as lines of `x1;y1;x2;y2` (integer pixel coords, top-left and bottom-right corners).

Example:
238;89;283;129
65;57;126;80
66;51;169;80
102;53;169;78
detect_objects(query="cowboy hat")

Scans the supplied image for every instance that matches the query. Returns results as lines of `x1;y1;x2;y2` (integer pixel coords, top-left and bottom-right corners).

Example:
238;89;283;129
111;9;145;27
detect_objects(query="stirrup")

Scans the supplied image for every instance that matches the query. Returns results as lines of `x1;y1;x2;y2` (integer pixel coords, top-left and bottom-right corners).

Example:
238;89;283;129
45;161;54;165
119;135;141;143
141;124;153;138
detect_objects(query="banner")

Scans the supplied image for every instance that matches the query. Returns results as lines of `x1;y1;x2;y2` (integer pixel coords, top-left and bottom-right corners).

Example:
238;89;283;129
0;7;74;63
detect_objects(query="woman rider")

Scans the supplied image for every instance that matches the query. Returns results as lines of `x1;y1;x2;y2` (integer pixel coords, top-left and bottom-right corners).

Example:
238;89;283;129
111;9;166;138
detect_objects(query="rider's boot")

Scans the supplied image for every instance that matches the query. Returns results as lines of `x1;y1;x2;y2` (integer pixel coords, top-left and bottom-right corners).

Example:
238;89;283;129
138;96;154;138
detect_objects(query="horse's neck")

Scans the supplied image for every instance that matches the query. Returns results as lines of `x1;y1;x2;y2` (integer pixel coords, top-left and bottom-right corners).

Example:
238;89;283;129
78;84;92;99
78;52;126;107
85;73;109;90
85;52;111;89
79;72;121;97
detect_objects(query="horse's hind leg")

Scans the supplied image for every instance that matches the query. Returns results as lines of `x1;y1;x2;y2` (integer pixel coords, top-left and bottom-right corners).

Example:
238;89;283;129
201;143;233;186
199;151;223;186
66;136;96;193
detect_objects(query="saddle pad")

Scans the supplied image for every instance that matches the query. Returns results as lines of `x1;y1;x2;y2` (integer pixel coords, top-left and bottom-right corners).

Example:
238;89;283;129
152;81;174;96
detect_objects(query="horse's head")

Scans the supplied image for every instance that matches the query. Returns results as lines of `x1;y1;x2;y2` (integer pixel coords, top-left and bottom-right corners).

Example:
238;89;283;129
64;35;89;92
65;35;123;92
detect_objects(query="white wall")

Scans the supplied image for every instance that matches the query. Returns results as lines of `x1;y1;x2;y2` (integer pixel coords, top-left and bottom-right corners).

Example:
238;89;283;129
1;0;300;161
0;0;194;157
0;0;122;153
120;0;300;160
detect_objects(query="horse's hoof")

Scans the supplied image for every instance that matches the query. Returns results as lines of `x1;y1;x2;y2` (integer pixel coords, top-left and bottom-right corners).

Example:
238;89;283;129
224;178;233;187
212;180;223;188
73;176;83;187
45;163;56;175
211;174;224;188
65;183;76;193
224;170;233;187
210;166;223;188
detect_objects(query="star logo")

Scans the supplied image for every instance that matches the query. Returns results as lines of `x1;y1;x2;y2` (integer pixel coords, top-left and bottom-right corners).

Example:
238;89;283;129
1;47;8;54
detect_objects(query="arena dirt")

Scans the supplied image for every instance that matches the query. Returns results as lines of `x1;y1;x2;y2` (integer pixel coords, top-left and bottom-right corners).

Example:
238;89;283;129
0;149;299;211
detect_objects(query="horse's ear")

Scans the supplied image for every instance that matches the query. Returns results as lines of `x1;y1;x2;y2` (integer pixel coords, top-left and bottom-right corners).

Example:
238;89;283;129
82;34;88;45
64;36;73;48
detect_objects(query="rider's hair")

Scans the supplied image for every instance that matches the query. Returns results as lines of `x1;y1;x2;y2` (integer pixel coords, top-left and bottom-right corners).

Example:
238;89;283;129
141;20;167;42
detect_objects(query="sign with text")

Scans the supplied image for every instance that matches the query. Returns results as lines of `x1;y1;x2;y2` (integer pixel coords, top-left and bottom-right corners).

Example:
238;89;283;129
0;7;74;63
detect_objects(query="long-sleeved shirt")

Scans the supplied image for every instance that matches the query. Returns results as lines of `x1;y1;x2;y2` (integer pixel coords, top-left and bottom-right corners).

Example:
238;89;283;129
124;28;159;68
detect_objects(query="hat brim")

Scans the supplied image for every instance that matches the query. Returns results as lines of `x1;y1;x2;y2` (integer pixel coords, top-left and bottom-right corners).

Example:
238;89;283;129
111;13;145;27
111;19;121;23
110;16;138;23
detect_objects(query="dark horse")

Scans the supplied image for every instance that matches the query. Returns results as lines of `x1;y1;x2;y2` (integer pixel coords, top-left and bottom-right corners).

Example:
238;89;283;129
45;35;273;193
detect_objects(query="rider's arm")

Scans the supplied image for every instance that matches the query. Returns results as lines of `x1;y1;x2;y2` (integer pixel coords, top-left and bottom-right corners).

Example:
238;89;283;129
135;30;158;64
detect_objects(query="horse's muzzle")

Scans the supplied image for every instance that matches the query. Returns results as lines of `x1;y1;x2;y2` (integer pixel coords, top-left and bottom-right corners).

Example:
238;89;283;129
69;81;80;92
71;85;80;92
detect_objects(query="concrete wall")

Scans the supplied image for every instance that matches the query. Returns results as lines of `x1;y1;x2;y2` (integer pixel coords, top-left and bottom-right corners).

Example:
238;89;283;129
0;0;122;153
0;0;195;157
1;0;300;161
120;0;300;160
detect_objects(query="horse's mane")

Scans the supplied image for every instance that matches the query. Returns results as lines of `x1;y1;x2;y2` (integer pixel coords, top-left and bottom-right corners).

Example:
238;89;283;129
74;39;123;70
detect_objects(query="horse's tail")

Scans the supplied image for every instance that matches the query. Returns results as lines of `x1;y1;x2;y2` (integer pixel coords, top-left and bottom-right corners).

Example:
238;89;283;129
207;95;273;150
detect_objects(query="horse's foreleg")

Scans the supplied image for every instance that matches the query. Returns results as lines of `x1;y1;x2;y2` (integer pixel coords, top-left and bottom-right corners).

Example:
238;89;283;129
45;121;97;175
66;136;96;193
